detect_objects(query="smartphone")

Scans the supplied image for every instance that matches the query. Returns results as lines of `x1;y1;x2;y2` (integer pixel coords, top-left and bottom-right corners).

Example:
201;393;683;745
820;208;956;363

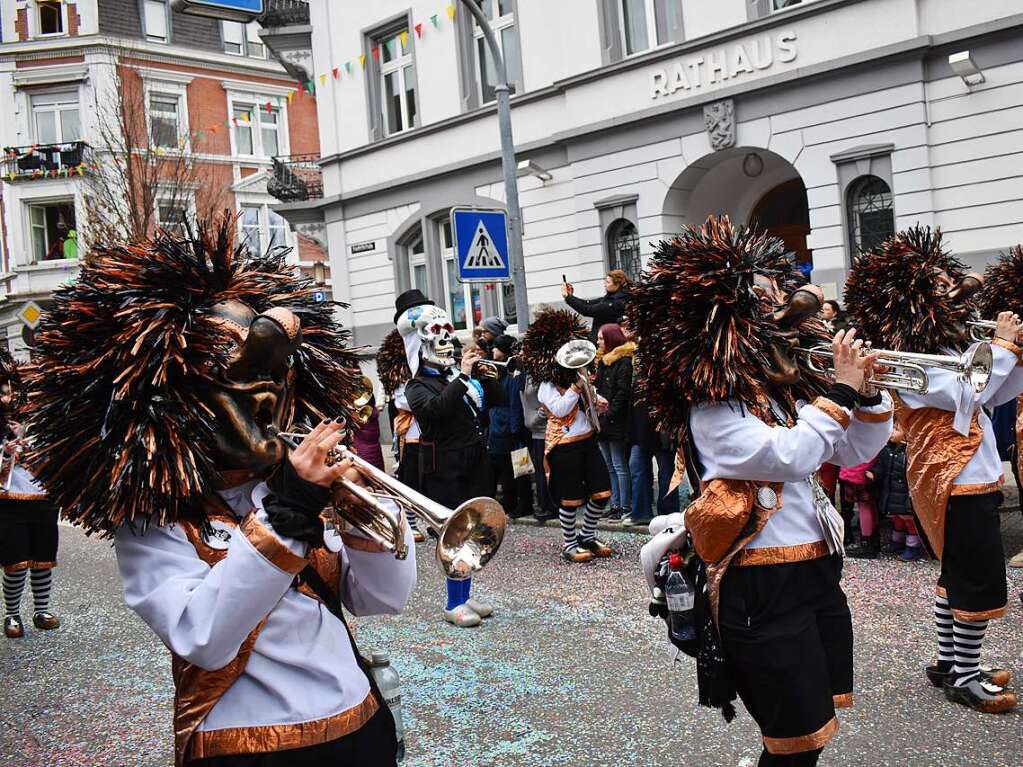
562;274;567;284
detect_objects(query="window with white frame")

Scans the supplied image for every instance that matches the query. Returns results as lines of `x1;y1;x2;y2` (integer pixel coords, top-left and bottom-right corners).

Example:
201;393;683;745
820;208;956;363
149;92;183;149
749;0;804;20
378;27;417;136
144;0;169;42
473;0;519;104
407;231;429;298
28;201;76;263
222;21;265;57
620;0;674;55
240;204;290;254
157;201;190;235
442;220;486;332
36;1;65;36
32;91;80;144
232;102;282;158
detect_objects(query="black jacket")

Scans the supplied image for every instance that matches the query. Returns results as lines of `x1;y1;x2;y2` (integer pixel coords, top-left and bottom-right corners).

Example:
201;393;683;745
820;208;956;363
565;289;628;344
594;346;633;441
404;369;503;507
872;442;911;517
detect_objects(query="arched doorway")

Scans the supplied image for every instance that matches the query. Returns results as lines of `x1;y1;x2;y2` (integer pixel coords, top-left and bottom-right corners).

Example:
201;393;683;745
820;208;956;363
749;177;812;268
661;147;813;268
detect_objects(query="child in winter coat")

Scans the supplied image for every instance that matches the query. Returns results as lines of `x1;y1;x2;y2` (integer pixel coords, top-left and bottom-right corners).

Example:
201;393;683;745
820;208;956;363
841;456;879;559
868;424;923;561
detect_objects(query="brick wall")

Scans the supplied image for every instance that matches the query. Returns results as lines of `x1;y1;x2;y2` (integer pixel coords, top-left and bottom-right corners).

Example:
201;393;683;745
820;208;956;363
15;7;27;40
68;1;80;35
287;92;320;156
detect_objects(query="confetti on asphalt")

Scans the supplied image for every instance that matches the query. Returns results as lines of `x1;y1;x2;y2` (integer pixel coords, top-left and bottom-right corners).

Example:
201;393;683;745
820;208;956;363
2;516;1021;767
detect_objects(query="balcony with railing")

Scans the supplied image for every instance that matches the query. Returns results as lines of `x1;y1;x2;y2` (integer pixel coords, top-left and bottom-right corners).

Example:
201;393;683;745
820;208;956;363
258;0;312;82
2;142;91;182
268;154;323;203
261;0;309;28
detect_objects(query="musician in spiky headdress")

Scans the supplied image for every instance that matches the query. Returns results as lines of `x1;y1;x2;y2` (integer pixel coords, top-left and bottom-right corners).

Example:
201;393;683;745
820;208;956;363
844;226;1022;714
0;346;61;641
519;307;615;562
24;217;416;766
633;216;893;765
978;245;1023;571
376;327;425;543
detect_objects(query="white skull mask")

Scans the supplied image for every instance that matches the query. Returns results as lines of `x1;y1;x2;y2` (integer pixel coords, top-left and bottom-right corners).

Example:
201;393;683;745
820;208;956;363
397;304;456;369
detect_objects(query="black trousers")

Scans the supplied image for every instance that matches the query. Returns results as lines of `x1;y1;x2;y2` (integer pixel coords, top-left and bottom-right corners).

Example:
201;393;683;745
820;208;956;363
938;491;1007;619
0;498;59;571
187;703;396;767
719;556;851;757
489;452;533;517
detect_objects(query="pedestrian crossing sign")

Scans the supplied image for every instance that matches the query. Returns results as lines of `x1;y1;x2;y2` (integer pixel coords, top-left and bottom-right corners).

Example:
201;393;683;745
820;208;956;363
451;207;511;283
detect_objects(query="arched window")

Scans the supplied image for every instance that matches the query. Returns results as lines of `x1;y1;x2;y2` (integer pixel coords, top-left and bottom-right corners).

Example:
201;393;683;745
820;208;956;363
847;175;894;254
607;218;641;281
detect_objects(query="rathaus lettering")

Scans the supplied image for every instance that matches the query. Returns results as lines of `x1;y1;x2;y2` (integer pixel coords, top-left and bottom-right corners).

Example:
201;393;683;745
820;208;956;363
650;31;798;100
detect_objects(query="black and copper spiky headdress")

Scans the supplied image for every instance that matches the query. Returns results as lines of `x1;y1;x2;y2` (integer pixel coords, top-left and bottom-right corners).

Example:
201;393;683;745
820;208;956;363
844;226;971;354
978;245;1023;318
376;329;412;398
0;344;25;433
627;216;830;435
518;307;588;389
23;217;362;536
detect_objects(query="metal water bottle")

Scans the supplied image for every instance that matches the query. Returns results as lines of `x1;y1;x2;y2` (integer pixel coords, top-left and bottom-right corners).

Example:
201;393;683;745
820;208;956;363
369;652;406;761
664;553;696;643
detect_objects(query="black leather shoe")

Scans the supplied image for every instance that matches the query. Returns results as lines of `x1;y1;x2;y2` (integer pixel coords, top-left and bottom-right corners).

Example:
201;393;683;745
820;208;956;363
4;615;24;638
943;675;1017;713
927;664;1010;689
33;612;60;630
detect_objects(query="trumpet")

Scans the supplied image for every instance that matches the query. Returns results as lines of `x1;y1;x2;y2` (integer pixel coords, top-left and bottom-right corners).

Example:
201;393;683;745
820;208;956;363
556;339;602;432
269;425;507;580
798;342;993;395
473;357;514;378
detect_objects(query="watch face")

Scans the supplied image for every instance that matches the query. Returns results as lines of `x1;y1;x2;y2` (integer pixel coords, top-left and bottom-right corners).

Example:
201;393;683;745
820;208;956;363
755;485;778;509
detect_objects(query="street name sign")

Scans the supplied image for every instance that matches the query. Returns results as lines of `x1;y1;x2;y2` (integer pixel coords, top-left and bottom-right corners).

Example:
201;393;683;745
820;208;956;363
451;207;511;284
171;0;264;22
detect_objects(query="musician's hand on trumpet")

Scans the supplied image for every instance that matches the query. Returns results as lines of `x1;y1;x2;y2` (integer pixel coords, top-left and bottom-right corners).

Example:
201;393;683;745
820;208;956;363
831;328;879;394
286;418;359;488
460;348;483;378
993;310;1022;344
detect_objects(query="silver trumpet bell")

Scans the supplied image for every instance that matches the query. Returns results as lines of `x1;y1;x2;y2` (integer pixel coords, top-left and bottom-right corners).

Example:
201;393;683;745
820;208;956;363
798;342;993;395
555;339;602;432
270;427;507;580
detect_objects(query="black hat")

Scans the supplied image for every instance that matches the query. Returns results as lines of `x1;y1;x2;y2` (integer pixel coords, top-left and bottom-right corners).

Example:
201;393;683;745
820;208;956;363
393;289;434;325
492;334;516;357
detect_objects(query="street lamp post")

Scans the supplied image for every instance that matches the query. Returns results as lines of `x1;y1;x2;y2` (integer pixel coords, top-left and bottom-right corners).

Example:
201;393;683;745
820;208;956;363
457;0;529;329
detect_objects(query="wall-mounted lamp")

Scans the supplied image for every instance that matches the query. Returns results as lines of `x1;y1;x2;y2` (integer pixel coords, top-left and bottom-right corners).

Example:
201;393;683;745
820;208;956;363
312;260;327;287
742;152;764;178
516;159;552;182
948;51;985;87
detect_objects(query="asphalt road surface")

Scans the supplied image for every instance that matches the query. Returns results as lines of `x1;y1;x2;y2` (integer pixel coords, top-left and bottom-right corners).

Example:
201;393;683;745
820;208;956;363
2;517;1022;767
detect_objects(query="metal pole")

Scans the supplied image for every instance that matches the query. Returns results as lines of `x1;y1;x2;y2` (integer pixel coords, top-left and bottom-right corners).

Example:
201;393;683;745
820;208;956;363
458;0;529;329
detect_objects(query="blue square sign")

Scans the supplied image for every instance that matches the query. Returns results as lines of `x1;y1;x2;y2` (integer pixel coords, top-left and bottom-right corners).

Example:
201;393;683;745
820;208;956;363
451;207;511;284
171;0;264;22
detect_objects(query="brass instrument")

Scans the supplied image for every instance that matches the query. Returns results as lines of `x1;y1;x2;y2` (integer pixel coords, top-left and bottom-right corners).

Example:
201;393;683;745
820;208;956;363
968;319;998;341
269;426;507;580
473;357;514;378
556;339;601;432
798;342;993;395
351;379;376;423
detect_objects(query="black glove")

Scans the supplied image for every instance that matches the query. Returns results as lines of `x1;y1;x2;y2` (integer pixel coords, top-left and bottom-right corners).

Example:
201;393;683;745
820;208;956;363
263;459;332;547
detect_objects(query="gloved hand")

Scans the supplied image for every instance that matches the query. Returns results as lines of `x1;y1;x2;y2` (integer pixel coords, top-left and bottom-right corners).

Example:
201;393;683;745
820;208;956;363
264;457;332;547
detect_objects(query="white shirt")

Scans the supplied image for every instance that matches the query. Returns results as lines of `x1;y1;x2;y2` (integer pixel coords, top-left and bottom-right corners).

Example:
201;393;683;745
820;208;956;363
538;382;592;441
691;393;893;549
115;480;417;732
898;343;1023;487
